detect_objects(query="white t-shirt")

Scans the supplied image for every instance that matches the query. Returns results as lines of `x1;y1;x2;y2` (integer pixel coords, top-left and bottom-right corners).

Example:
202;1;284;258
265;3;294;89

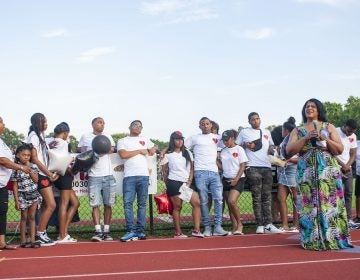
236;127;273;168
78;132;115;177
160;150;194;182
336;127;358;165
117;136;154;177
184;133;221;172
46;137;69;154
26;131;49;176
0;139;14;187
220;145;248;179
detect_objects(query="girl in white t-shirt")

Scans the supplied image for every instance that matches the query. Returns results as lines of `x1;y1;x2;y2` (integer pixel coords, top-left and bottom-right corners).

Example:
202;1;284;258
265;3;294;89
26;113;58;246
161;131;204;238
219;130;248;235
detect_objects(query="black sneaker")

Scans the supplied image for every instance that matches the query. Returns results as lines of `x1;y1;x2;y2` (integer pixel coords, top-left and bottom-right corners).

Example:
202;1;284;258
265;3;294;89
36;233;56;246
102;232;113;241
91;231;103;242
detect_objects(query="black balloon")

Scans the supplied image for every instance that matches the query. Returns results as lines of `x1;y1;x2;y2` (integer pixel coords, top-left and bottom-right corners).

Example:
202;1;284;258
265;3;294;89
92;135;111;155
71;150;97;173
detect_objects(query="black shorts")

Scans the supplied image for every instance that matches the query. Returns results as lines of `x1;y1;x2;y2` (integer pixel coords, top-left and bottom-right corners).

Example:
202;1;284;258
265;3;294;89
355;175;360;197
54;173;74;190
37;174;54;190
165;179;184;197
222;177;245;193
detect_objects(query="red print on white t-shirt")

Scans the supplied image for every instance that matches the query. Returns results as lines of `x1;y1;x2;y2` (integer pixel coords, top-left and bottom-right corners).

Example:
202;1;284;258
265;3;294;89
139;141;145;146
349;138;354;143
264;135;268;140
232;152;238;158
212;138;218;144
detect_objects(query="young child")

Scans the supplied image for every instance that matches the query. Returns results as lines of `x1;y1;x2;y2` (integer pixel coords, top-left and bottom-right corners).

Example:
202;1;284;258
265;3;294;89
11;143;42;248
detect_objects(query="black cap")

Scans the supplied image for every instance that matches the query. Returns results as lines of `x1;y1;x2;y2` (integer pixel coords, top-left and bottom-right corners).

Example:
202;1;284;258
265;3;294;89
170;131;184;139
222;130;236;141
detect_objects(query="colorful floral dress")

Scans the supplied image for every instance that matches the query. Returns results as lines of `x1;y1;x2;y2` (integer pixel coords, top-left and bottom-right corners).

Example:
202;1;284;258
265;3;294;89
295;123;352;250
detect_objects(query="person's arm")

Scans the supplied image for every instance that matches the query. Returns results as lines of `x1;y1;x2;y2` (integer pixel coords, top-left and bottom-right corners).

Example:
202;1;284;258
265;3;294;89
286;128;311;158
30;148;58;181
29;168;38;183
320;124;344;156
118;149;148;159
0;157;32;174
147;145;158;156
161;163;169;183
187;161;194;186
229;162;246;186
12;181;20;211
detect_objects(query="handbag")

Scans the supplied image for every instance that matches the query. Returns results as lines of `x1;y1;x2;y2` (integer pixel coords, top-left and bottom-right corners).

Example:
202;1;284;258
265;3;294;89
154;192;173;214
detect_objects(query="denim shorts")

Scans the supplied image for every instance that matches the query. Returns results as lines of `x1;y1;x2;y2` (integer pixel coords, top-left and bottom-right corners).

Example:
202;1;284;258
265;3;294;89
277;164;297;187
88;175;116;207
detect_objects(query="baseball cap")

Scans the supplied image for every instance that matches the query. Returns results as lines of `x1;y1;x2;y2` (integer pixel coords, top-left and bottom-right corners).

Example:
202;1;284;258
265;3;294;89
170;131;184;139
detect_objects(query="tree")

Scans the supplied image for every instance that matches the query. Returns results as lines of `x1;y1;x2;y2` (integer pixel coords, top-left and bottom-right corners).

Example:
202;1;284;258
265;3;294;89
324;101;344;127
0;128;25;150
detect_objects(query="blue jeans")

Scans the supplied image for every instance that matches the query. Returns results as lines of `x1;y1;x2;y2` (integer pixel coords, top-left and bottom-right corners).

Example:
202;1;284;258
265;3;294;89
194;170;223;227
123;176;149;233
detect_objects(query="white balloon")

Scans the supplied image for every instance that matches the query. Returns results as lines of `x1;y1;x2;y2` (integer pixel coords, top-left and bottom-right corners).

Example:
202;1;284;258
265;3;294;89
48;149;73;176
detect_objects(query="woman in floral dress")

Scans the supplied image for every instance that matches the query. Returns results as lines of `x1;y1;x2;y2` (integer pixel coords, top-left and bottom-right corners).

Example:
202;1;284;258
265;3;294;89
286;98;352;250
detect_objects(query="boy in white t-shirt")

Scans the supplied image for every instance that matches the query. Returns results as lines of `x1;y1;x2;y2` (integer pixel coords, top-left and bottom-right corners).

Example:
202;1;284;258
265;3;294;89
335;119;358;229
236;112;282;234
185;117;228;237
117;120;157;242
77;117;116;241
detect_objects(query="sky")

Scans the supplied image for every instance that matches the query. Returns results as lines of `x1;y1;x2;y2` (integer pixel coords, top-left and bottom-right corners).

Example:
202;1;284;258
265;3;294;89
1;0;360;141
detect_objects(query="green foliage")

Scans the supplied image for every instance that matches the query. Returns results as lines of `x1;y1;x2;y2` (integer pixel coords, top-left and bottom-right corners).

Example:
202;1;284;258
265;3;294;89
151;138;169;151
0;128;25;150
324;95;360;137
111;133;129;144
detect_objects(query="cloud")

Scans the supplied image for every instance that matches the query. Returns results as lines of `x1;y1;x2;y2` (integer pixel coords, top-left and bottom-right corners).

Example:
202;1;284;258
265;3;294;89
295;0;359;7
77;47;115;63
243;27;275;40
41;28;67;38
141;0;218;23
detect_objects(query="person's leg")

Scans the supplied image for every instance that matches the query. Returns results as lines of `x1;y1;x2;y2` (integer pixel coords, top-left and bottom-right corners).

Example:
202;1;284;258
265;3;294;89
247;168;263;226
261;168;274;226
194;171;211;229
171;196;183;234
65;191;80;230
122;177;137;232
223;190;235;230
88;177;103;232
290;187;299;228
38;187;56;233
135;176;149;234
103;175;116;236
58;190;70;239
27;203;38;243
20;209;28;245
342;171;353;221
277;184;290;229
209;172;223;227
190;191;201;232
228;189;242;233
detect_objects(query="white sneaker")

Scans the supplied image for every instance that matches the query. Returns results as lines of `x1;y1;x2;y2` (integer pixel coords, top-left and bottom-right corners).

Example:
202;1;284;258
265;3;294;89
203;226;212;237
57;234;77;243
256;226;264;234
213;226;229;236
264;224;282;234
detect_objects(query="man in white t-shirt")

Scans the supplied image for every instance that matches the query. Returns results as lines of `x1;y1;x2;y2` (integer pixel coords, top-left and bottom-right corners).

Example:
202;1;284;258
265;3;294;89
236;112;282;234
336;119;358;229
78;117;116;241
185;117;228;237
117;120;157;242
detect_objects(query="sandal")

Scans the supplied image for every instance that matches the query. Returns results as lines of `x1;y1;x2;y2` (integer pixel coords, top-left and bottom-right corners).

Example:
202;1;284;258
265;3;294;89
0;245;16;250
20;242;31;248
31;241;41;248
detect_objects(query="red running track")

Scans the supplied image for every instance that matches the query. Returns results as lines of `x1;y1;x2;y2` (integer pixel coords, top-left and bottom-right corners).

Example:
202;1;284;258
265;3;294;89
1;230;360;280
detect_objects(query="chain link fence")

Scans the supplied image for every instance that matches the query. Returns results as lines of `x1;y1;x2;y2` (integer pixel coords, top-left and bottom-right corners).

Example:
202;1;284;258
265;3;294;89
5;165;298;240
